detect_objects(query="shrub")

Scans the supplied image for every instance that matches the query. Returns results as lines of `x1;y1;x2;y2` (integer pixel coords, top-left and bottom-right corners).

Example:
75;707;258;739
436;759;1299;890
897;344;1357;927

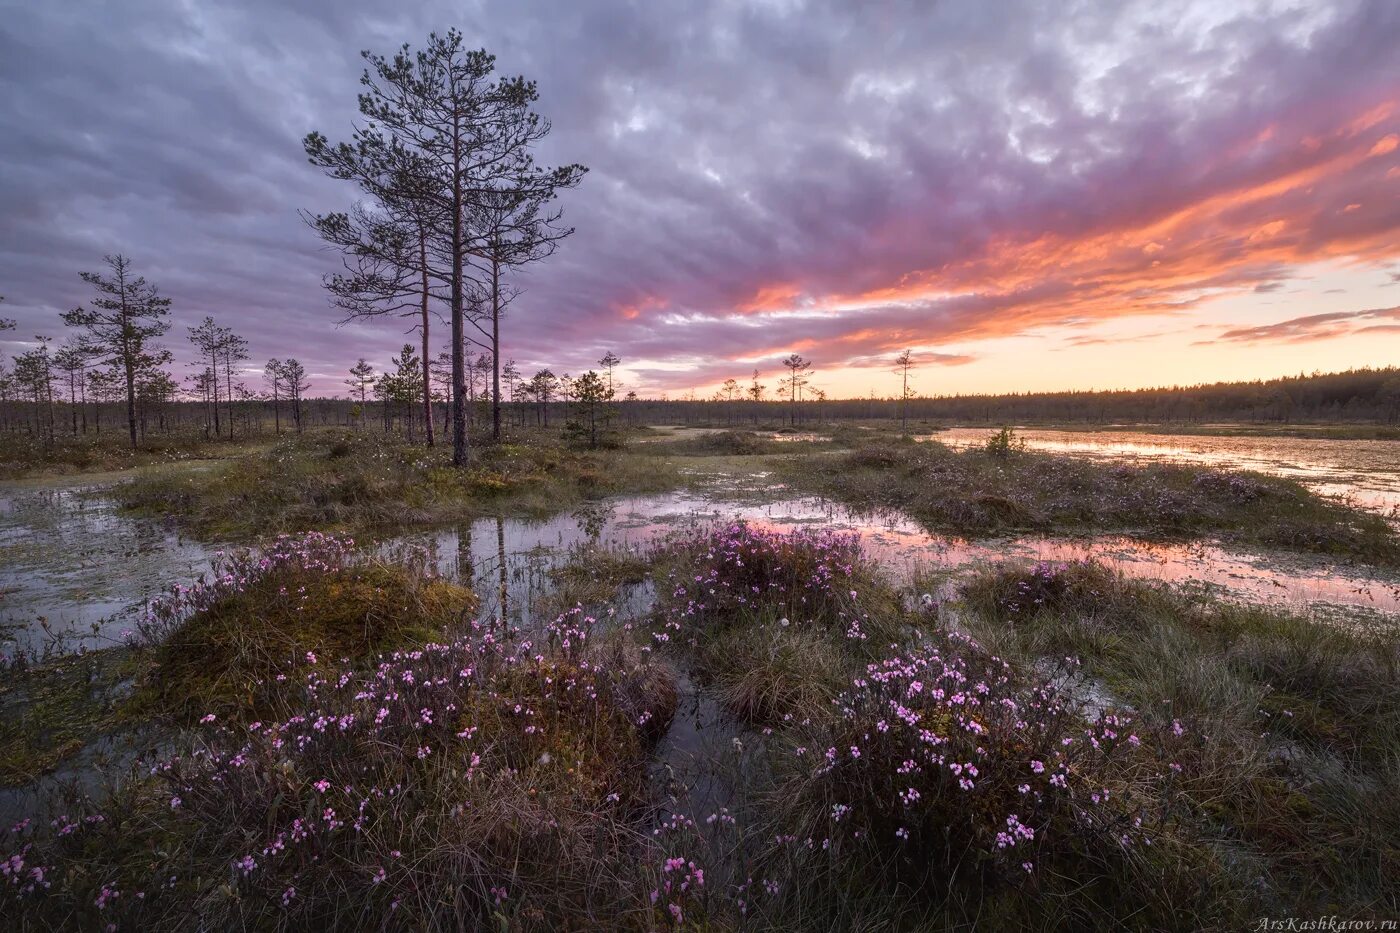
652;522;900;646
962;560;1127;620
984;426;1024;458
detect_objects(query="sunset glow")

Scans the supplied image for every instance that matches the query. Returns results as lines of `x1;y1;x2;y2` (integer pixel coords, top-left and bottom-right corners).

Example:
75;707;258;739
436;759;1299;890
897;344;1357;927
1;0;1398;397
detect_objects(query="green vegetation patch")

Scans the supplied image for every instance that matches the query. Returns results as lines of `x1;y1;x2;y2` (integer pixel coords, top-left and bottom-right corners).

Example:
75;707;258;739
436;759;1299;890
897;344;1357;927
0;648;146;786
116;429;681;539
648;522;907;727
779;436;1400;564
958;559;1400;914
140;561;473;722
5;626;679;930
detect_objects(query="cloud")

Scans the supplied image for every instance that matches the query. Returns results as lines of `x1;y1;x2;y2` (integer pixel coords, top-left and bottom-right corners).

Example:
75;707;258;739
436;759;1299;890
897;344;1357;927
1;0;1399;394
1212;305;1400;343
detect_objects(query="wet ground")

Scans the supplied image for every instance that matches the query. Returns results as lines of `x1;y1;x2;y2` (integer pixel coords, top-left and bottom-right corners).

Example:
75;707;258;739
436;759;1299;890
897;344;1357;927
2;453;1398;830
5;478;1399;659
0;480;218;657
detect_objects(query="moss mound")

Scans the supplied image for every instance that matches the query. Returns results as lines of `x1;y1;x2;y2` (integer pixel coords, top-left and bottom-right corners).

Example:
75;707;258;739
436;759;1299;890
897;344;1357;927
143;562;474;720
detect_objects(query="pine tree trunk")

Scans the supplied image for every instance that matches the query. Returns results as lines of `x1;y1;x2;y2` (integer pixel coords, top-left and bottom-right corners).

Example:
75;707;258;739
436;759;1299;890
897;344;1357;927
420;229;435;448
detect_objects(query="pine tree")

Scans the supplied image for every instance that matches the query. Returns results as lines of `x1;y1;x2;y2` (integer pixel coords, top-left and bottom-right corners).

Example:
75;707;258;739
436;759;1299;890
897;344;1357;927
281;359;310;433
305;30;585;465
563;370;615;449
64;256;172;449
345;359;375;430
893;349;915;433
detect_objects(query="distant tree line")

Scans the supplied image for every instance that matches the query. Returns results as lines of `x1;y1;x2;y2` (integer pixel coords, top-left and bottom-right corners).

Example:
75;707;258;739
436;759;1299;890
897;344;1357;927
623;365;1400;426
0;279;626;450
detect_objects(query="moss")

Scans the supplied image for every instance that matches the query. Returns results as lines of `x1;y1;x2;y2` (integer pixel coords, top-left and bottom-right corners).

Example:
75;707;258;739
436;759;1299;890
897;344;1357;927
137;563;475;721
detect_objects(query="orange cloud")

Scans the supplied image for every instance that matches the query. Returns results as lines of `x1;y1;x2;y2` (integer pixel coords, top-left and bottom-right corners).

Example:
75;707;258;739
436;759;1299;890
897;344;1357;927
748;97;1400;350
740;283;804;312
614;293;668;320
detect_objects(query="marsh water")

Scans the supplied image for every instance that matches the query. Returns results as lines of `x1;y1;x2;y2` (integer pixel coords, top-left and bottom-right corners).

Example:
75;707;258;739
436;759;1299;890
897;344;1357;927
3;442;1400;826
4;461;1400;659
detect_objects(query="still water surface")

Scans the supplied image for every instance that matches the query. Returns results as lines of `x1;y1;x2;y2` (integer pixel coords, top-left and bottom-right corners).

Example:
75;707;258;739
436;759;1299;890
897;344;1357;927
4;480;1397;657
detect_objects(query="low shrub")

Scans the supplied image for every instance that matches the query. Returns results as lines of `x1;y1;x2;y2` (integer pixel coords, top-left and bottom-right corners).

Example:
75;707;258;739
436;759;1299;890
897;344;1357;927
653;522;900;643
763;632;1215;927
962;559;1130;621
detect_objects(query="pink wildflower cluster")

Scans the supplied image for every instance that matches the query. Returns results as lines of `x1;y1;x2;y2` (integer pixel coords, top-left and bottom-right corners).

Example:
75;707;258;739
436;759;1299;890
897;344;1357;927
654;522;875;646
792;632;1173;879
4;605;666;926
138;532;358;643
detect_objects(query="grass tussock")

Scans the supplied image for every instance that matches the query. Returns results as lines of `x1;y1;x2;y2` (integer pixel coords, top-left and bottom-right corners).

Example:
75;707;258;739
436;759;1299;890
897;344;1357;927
646;429;797;457
135;533;474;722
3;547;678;930
6;520;1398;929
3;647;677;930
648;522;906;726
115;429;680;539
780;436;1400;564
542;544;651;615
758;630;1223;929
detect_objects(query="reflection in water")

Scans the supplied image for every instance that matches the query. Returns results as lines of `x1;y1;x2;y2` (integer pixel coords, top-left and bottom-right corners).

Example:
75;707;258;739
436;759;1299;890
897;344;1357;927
0;482;218;655
928;428;1400;516
4;479;1399;657
496;516;508;622
649;673;742;826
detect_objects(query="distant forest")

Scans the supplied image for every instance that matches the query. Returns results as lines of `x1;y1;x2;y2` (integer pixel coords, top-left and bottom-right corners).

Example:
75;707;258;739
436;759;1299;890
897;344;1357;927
4;365;1399;443
654;366;1400;426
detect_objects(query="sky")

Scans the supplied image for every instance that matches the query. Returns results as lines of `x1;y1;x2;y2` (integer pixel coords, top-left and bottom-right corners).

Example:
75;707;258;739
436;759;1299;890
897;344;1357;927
1;0;1398;400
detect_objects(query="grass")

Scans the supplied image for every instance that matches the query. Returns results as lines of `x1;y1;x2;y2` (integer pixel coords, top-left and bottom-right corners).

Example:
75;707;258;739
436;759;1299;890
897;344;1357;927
7;424;1400;928
774;435;1400;565
115;428;682;539
0;430;273;481
546;544;651;605
957;559;1400;916
647;522;908;728
2;531;679;930
643;429;836;458
139;560;474;723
